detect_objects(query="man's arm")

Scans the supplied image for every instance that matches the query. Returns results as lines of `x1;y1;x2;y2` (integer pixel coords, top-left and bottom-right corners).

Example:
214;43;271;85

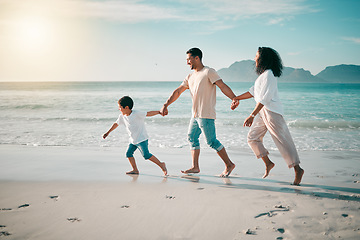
215;80;239;110
160;85;188;116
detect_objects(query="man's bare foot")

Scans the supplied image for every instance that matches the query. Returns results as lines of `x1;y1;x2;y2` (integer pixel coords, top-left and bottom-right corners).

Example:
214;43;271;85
181;167;200;174
160;162;168;176
293;167;304;186
126;170;139;175
263;162;275;178
220;163;235;178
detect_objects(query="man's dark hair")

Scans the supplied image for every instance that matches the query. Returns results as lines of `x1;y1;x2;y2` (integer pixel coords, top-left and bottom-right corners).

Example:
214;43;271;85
118;96;134;109
186;47;203;61
255;47;283;77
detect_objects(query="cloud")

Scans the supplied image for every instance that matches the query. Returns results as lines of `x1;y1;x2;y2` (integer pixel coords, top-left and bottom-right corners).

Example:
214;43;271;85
0;0;317;26
0;0;182;23
267;17;294;26
195;0;316;17
62;0;182;23
342;37;360;44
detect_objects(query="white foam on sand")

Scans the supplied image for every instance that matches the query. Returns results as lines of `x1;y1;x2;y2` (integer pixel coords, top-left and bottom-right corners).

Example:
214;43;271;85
0;145;359;239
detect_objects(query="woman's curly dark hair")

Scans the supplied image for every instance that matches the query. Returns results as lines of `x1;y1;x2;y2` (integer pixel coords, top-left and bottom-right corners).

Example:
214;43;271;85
255;47;283;77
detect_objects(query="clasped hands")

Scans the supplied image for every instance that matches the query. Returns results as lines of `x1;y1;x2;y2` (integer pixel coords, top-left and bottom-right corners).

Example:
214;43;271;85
231;99;239;110
160;105;168;116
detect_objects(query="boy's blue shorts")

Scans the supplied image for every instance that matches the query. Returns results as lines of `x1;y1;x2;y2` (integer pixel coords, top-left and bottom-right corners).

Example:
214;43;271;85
126;140;153;160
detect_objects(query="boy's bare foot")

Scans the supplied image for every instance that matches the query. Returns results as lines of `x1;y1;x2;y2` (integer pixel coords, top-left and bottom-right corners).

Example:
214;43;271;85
181;167;200;174
160;162;168;176
126;170;139;175
220;163;235;178
293;167;304;186
263;162;275;178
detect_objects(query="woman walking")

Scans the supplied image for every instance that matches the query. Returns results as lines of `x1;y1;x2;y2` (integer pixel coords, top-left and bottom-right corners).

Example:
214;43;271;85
232;47;304;185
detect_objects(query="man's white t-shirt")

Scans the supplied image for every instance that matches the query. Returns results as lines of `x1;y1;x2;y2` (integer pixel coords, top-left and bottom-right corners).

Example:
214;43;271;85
115;110;149;144
249;69;284;115
181;66;221;119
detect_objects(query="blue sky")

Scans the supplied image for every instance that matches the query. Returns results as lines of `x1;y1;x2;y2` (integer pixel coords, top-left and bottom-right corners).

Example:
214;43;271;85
0;0;359;81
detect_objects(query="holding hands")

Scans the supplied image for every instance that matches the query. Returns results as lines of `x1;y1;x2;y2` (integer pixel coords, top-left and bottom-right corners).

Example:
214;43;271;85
160;105;168;116
231;99;239;110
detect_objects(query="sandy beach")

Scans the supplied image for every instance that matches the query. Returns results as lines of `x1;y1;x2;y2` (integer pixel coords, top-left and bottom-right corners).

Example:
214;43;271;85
0;145;359;240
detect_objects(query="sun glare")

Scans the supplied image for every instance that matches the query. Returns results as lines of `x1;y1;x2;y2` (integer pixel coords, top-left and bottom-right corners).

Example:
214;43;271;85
14;17;53;51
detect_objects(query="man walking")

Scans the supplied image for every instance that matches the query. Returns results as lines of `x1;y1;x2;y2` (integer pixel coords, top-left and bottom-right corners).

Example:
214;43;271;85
160;48;239;177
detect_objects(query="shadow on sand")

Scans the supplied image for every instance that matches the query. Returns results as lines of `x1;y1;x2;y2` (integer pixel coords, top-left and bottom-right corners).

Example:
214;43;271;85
135;173;360;202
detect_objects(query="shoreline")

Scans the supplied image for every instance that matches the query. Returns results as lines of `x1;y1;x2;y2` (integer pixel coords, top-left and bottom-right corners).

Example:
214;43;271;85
0;145;359;239
0;144;359;183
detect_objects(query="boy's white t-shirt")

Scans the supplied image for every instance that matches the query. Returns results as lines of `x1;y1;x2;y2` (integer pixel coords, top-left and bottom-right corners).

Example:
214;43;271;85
181;66;221;119
115;110;149;145
249;69;284;115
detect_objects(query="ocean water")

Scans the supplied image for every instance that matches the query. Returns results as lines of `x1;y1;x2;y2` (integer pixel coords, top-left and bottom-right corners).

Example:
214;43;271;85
0;81;359;152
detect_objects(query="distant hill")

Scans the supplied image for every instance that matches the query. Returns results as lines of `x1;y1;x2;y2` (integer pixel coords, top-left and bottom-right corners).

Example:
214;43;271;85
218;60;360;83
217;60;258;82
316;64;360;83
280;66;324;82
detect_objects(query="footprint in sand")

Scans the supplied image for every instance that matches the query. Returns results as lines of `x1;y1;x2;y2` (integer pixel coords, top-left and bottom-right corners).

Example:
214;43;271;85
67;217;81;222
18;204;30;209
254;206;290;218
49;196;60;201
274;205;287;209
0;225;10;236
0;208;12;211
1;204;29;211
0;231;11;236
244;229;256;235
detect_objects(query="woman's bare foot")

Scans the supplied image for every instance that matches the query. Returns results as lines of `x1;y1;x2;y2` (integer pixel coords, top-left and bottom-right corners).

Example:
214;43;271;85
263;162;275;178
220;163;235;178
126;170;139;175
160;162;168;176
293;166;304;185
181;167;200;174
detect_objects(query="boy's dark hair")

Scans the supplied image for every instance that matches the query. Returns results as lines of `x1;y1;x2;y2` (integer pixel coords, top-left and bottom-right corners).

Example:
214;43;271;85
186;47;203;61
255;47;283;77
118;96;134;109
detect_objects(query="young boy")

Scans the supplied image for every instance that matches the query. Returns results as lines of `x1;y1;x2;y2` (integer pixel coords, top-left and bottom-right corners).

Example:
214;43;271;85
103;96;167;176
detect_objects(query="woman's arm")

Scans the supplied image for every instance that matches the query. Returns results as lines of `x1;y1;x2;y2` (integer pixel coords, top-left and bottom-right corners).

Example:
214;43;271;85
231;91;254;110
243;102;264;127
234;91;254;101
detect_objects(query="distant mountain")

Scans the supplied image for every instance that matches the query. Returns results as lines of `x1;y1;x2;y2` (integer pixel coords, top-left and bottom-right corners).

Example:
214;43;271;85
280;67;324;82
218;60;360;83
217;60;258;82
316;64;360;83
